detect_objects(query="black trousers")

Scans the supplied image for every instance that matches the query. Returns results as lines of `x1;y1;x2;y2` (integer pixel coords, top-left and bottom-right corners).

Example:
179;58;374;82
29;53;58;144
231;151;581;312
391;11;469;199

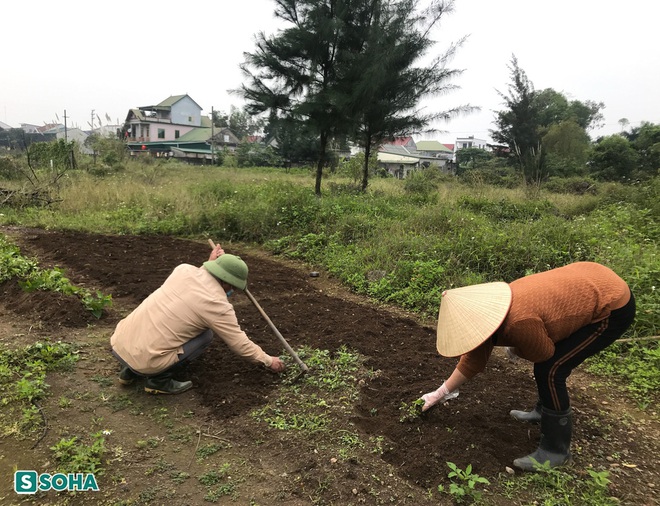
535;291;636;411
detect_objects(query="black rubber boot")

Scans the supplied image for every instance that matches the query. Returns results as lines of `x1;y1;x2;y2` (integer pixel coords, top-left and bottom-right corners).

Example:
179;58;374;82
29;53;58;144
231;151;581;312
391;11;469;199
144;372;193;395
118;366;138;385
510;400;542;424
513;407;572;471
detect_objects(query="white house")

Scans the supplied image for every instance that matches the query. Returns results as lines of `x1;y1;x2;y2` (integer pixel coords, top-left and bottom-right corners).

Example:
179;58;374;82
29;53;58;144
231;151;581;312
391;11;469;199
123;94;210;144
455;136;490;151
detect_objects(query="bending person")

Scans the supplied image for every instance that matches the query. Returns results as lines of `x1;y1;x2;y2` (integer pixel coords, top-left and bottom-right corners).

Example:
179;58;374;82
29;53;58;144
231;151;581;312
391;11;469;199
421;262;635;471
110;243;285;395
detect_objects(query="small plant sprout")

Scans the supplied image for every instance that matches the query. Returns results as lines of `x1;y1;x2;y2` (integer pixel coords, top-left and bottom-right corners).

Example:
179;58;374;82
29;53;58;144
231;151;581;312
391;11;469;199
438;462;490;504
398;398;424;422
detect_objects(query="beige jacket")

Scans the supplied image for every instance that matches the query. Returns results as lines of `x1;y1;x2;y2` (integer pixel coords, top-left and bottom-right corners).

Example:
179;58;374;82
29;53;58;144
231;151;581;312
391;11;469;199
111;264;272;375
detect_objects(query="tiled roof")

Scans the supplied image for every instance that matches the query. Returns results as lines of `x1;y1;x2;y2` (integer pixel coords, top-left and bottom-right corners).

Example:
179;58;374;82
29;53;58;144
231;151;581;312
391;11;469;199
157;95;188;107
416;140;452;153
378;152;419;164
389;136;413;146
379;144;414;156
176;127;212;142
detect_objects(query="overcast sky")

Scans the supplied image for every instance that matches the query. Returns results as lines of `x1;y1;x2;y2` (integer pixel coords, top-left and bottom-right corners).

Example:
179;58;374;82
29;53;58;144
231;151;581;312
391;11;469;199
2;0;658;143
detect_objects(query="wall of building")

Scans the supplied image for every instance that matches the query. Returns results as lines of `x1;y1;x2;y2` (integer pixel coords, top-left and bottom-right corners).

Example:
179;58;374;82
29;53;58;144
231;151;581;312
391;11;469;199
170;96;202;127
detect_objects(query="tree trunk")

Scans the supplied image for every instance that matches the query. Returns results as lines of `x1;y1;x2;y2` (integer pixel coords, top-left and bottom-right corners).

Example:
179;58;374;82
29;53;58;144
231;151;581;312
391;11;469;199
361;137;371;192
315;131;328;196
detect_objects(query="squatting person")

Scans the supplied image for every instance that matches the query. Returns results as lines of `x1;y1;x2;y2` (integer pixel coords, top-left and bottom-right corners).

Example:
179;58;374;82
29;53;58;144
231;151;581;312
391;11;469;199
110;243;285;394
420;261;635;471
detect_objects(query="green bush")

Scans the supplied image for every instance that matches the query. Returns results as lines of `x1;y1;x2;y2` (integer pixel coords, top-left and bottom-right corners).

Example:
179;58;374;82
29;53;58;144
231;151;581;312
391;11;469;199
543;176;598;195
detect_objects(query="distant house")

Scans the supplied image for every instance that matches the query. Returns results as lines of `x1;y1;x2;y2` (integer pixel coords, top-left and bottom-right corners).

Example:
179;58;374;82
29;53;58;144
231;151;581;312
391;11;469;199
415;140;453;159
17;123;57;143
122;94;239;162
377;139;454;178
168;127;240;163
210;128;241;151
123;94;209;148
41;125;92;154
20;123;42;134
387;136;417;150
0;121;14;150
455;136;490;151
378;146;421;179
452;136;493;166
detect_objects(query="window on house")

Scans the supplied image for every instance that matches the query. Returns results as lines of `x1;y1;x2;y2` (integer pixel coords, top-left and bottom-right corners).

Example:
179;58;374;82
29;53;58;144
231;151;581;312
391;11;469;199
223;134;229;142
158;129;165;139
188;116;193;122
175;130;180;139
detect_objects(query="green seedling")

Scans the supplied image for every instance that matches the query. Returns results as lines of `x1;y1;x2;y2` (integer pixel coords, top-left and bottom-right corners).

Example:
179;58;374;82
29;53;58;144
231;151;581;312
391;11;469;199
438;461;490;504
398;398;424;422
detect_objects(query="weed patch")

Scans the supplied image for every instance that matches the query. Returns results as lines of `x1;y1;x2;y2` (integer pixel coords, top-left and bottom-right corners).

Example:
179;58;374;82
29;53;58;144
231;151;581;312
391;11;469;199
0;234;112;317
50;431;106;475
0;341;79;438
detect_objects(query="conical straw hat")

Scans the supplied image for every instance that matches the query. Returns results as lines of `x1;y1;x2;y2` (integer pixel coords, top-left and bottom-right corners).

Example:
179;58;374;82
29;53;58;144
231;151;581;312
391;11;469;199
436;282;512;357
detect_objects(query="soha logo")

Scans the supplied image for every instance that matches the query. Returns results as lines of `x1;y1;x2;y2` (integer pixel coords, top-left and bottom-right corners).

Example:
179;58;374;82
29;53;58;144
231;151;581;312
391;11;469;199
14;470;99;494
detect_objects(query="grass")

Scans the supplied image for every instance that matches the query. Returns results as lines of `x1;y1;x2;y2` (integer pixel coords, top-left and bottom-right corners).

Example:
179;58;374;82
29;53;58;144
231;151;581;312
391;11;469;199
499;464;619;506
50;431;107;475
0;341;79;438
0;161;658;503
251;345;369;456
1;164;657;403
0;234;113;317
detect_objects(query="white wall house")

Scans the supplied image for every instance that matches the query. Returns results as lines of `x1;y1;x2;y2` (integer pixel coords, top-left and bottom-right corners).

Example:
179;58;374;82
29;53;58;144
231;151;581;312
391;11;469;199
455;136;490;151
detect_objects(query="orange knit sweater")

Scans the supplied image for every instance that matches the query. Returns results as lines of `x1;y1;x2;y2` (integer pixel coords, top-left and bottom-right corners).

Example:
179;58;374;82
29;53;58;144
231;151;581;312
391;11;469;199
457;262;631;379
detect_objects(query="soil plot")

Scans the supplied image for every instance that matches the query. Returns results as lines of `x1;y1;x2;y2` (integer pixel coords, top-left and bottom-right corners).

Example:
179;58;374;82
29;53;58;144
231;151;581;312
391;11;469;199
1;227;657;505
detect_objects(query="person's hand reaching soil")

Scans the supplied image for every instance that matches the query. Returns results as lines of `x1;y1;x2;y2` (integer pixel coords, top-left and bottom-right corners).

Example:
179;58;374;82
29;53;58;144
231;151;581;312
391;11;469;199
420;382;459;411
268;356;286;373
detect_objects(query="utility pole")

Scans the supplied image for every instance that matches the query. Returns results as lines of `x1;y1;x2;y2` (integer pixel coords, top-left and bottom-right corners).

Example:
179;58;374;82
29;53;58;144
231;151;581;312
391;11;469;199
64;109;75;169
211;106;215;165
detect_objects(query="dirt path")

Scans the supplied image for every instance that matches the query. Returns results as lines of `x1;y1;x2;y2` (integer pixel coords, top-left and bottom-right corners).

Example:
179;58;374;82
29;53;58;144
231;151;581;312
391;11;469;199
0;227;658;505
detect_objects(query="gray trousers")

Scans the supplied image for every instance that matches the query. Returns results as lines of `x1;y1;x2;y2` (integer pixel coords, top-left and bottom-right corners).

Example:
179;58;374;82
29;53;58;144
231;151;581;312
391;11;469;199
113;329;214;377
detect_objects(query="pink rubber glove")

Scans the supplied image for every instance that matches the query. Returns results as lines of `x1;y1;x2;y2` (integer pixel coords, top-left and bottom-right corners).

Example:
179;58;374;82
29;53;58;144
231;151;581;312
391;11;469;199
421;382;458;412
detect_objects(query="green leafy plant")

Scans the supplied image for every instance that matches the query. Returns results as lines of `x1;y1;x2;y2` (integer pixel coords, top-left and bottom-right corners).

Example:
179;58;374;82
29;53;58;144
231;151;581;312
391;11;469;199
587;469;611;489
50;431;106;475
198;464;231;486
196;443;223;461
438;462;490;504
170;471;190;484
503;463;618;506
398;398;424;422
1;235;112;318
0;342;79;437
